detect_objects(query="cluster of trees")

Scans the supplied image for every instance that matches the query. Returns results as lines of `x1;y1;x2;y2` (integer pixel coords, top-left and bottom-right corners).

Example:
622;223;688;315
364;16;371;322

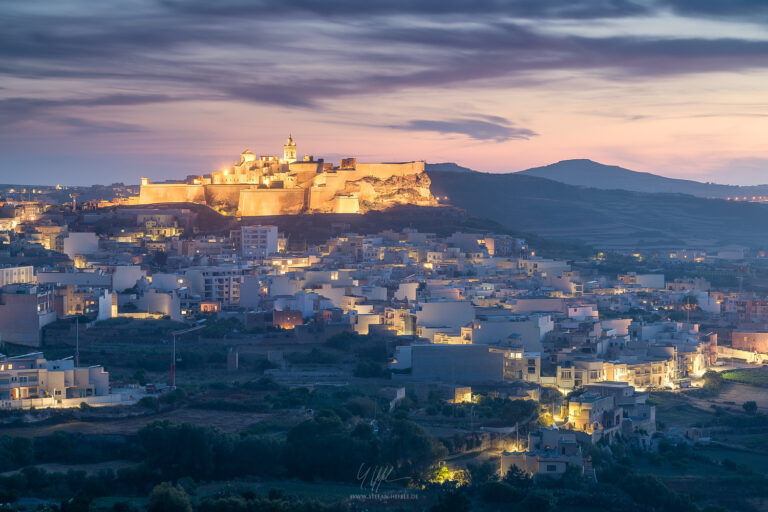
147;482;352;512
0;411;448;507
138;414;447;483
423;395;538;428
324;333;389;378
0;464;168;505
0;432;129;473
425;458;725;512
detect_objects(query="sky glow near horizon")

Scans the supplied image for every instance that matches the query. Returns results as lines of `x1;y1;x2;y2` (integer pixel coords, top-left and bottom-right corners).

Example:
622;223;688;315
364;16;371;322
2;0;768;185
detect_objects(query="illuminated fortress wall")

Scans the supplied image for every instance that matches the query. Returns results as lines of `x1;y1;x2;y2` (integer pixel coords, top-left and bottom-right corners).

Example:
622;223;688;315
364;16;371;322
238;188;307;216
138;138;432;216
203;184;252;209
139;181;205;204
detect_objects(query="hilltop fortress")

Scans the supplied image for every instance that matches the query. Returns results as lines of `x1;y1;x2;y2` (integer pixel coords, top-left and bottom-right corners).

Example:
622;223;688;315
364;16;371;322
139;136;436;216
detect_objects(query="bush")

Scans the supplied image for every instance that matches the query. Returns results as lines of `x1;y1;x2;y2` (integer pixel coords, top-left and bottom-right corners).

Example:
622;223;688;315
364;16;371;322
137;396;159;410
325;332;357;351
482;481;522;503
522;489;556;512
353;361;387;378
147;482;192;512
345;396;377;417
702;371;724;392
159;388;186;405
743;401;758;414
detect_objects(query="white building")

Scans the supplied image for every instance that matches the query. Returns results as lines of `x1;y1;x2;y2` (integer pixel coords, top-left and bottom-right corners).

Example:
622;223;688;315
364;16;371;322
0;352;114;408
241;225;278;258
62;232;99;259
185;266;248;305
0;266;34;287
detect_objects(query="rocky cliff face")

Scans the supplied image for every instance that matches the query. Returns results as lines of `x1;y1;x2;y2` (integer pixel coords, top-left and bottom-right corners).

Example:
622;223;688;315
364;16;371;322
338;171;437;212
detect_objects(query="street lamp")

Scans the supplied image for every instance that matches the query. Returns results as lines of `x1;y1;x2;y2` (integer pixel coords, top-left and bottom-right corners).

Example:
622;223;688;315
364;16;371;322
169;322;205;388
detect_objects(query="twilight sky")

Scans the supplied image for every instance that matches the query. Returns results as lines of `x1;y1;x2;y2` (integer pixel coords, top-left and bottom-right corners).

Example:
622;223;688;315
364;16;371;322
2;0;768;185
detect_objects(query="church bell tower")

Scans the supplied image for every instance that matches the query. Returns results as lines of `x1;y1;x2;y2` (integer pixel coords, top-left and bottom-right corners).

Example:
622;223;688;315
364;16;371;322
283;134;297;163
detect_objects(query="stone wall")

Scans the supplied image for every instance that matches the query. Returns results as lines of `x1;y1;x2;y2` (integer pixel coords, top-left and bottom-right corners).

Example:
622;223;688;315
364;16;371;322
139;160;429;215
238;188;307;216
354;161;425;178
139;183;205;204
204;184;252;209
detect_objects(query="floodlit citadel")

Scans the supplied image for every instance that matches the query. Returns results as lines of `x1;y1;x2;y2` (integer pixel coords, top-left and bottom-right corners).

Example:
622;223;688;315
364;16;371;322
139;135;437;216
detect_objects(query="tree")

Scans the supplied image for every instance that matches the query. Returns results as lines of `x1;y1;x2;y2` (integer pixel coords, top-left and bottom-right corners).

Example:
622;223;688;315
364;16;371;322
430;490;470;512
743;401;758;414
132;369;148;385
481;481;521;503
353;360;386;378
702;371;723;391
467;461;498;486
383;419;448;478
147;482;192;512
113;502;138;512
504;465;533;488
521;489;556;512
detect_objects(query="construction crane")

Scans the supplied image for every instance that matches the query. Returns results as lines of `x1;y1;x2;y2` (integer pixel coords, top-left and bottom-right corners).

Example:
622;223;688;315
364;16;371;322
169;321;206;388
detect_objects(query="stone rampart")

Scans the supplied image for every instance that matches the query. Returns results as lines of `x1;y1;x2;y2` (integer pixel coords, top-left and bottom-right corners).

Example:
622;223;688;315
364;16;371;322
139;183;205;205
203;184;252;208
238;188;307;216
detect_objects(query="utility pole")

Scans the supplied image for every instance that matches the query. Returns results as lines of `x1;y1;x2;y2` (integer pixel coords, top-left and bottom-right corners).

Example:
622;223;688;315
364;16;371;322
75;316;79;367
169;323;205;388
171;332;176;388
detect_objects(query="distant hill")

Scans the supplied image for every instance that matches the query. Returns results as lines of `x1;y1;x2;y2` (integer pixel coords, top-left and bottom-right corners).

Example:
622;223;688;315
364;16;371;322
426;169;768;250
517;159;768;199
425;162;476;173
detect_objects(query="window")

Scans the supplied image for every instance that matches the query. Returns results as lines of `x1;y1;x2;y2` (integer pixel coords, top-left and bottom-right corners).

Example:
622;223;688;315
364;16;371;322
546;464;557;472
561;371;572;379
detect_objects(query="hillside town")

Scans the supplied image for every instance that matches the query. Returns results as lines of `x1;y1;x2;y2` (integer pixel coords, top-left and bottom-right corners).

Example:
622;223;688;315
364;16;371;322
2;189;768;491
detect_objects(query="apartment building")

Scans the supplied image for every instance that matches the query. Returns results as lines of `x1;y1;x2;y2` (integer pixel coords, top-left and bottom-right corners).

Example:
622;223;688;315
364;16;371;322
0;284;56;347
185;265;248;305
0;265;34;287
0;352;110;405
240;225;278;258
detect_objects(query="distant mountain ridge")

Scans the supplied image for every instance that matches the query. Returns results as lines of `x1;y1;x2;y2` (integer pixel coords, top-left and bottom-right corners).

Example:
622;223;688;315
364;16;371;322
424;162;476;173
425;166;768;250
516;159;768;199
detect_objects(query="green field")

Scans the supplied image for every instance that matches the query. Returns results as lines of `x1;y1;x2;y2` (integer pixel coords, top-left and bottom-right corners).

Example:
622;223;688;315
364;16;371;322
649;392;714;427
722;368;768;387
